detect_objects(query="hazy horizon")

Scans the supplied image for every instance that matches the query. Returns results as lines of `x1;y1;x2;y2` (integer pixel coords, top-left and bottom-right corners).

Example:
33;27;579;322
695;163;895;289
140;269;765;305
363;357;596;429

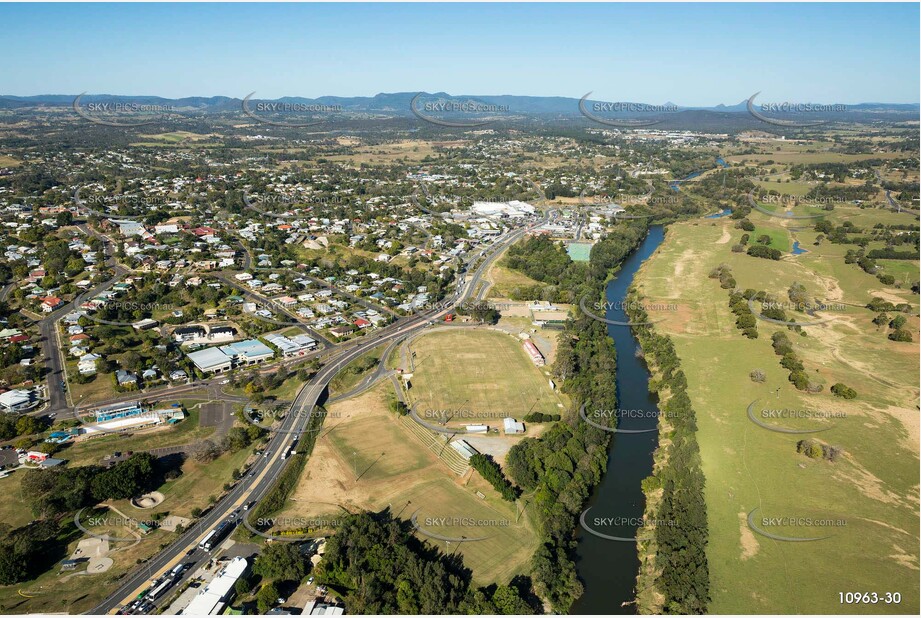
1;2;918;105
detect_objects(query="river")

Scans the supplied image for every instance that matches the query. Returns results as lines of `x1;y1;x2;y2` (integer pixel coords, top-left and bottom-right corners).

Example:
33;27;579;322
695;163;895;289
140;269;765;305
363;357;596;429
571;225;665;615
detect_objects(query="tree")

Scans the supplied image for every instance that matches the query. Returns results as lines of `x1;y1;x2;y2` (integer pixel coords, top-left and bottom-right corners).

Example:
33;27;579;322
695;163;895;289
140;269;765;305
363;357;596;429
889;329;913;343
257;581;280;614
830;383;857;399
15;415;47;436
253;542;309;582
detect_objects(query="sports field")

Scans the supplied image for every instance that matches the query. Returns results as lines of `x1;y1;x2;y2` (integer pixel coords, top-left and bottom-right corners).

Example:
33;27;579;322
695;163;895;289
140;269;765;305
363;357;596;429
633;208;919;614
276;383;539;584
407;328;564;422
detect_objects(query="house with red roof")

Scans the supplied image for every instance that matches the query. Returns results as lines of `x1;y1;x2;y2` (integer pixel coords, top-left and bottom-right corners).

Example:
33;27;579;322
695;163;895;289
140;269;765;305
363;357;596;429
40;296;64;312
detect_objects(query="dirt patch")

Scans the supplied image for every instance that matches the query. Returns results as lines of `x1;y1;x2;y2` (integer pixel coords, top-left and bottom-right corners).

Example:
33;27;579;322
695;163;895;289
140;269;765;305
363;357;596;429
716;228;732;244
647;301;695;334
131;491;165;509
160;515;191;532
85;556;114;574
867;288;912;305
833;459;905;507
738;510;760;560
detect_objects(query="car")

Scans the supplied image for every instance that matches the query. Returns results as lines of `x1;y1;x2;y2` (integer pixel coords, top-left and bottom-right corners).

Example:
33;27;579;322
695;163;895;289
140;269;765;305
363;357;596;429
264;451;270;458
307;576;315;585
219;379;229;385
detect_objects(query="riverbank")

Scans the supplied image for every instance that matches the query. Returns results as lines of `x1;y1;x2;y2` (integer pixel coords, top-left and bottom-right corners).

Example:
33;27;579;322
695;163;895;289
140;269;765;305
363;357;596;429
628;217;919;613
570;226;665;615
624;284;710;614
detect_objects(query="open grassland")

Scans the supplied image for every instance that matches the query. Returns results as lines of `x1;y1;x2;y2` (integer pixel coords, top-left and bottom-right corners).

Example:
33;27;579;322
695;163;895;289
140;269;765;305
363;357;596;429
485;245;544;298
753;179;815;196
0;473;35;529
0;155;21;167
325;140;452;165
727;150;912;165
633;212;919;614
275;383;538;584
750;226;791;252
407;328;564;421
0;528;174;614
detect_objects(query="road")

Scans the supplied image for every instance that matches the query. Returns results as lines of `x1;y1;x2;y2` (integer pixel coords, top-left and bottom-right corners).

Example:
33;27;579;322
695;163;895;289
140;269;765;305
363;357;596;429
90;215;542;614
212;272;334;348
35;223;125;413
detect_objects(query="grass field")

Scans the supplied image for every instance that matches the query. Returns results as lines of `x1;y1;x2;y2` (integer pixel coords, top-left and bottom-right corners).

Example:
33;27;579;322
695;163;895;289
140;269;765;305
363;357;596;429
632;214;919;614
754;179;815;196
274;382;539;584
328;343;388;396
750;226;791;252
727;151;912;165
407;328;564;422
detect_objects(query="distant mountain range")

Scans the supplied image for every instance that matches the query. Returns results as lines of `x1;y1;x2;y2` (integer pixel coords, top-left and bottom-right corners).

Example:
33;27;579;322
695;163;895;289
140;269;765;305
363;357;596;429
1;92;917;115
1;92;917;132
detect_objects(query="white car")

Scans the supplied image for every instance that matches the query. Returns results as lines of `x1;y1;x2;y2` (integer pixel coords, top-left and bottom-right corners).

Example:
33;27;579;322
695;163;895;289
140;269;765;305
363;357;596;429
219;379;229;385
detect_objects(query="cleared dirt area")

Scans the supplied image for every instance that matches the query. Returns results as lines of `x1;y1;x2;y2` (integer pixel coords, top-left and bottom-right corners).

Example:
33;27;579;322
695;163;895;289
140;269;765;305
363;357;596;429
279;382;539;584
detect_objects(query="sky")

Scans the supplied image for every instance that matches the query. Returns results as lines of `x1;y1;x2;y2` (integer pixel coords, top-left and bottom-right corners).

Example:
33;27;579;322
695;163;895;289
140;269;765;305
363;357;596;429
1;2;918;105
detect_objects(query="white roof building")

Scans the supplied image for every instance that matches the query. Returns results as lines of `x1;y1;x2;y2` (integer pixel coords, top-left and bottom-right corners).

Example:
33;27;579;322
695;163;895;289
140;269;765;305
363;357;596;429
0;388;41;413
183;556;248;615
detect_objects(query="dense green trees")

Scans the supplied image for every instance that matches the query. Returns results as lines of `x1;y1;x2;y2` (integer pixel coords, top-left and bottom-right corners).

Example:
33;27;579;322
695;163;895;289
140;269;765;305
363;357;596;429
20;453;159;517
469;454;518;501
254;542;310;581
830;383;857;399
0;453;161;586
746;244;782;260
627;298;710;613
498;222;649;612
317;511;534;614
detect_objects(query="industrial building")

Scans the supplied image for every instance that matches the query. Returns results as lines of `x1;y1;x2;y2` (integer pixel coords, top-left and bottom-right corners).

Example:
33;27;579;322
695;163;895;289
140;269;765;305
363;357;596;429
503;417;525;434
187;338;275;373
182;556;249;615
264;332;318;357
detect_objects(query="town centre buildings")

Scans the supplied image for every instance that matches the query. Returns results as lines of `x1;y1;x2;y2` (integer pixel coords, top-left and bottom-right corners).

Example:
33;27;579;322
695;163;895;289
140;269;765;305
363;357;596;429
186;338;275;373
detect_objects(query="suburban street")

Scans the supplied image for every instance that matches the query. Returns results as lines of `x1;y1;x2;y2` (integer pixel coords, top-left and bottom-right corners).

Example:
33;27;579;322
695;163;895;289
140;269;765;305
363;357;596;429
89;214;542;614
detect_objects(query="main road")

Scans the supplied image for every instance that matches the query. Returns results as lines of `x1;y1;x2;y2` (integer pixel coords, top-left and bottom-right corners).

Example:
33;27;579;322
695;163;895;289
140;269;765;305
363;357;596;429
90;214;545;614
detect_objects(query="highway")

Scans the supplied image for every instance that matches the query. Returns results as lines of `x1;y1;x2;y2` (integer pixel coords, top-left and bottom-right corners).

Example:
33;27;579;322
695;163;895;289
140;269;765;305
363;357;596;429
90;216;541;614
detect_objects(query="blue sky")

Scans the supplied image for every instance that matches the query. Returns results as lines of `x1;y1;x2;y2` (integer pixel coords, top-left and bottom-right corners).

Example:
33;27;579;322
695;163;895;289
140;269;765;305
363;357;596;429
2;2;918;104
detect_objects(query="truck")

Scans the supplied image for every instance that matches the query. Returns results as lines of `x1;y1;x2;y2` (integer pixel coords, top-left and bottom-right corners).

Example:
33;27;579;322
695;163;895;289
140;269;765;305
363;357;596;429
199;520;233;552
146;577;174;602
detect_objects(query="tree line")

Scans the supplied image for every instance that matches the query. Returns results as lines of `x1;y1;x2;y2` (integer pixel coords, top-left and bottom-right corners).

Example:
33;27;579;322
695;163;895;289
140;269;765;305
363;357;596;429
626;297;710;613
